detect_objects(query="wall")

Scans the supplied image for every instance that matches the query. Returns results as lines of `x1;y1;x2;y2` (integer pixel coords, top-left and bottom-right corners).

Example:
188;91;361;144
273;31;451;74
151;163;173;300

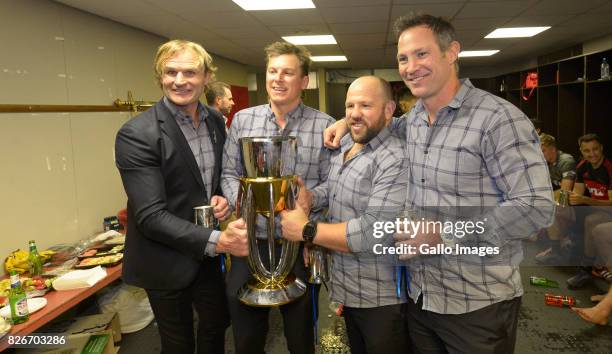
0;0;248;273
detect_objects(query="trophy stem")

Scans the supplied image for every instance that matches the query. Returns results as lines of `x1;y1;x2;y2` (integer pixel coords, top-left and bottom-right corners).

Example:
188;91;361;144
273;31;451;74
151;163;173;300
267;182;276;270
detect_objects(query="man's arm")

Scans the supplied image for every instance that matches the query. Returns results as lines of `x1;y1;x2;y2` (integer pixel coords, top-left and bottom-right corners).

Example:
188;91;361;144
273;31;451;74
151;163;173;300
476;110;555;247
282;143;409;255
220;112;244;210
323;117;407;148
279;206;350;253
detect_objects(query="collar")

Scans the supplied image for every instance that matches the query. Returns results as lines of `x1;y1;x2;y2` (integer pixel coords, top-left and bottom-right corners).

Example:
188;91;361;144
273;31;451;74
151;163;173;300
265;102;305;123
412;78;474;117
162;96;208;123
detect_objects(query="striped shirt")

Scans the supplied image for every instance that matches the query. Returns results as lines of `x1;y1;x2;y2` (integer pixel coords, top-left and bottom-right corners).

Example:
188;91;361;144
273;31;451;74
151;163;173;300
315;127;409;307
221;102;335;237
395;79;554;314
163;97;220;256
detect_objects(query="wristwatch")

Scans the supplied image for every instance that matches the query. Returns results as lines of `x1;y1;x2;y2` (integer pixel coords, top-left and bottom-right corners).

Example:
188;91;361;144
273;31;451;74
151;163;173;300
302;221;318;244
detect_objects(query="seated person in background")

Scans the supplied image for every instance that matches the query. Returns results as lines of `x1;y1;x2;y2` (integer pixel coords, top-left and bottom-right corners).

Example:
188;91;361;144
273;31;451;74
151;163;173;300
565;134;612;287
535;134;577;263
540;133;576;192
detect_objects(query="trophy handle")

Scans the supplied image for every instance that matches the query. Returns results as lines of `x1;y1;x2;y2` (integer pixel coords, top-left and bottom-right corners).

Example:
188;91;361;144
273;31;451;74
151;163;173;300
236;184;243;218
241;182;272;281
273;178;299;278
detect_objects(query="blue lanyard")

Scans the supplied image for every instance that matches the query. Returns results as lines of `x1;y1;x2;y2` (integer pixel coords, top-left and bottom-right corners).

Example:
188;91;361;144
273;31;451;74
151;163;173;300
396;265;410;298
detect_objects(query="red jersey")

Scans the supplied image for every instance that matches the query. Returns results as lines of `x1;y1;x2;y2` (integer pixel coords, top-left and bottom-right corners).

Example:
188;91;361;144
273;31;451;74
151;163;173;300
576;158;612;200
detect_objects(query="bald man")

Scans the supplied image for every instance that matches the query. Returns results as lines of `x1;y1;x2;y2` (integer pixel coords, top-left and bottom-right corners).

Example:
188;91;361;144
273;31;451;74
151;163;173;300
281;76;410;354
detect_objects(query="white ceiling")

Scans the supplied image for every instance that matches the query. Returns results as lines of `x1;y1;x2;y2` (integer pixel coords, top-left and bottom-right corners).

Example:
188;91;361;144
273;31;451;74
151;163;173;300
54;0;612;71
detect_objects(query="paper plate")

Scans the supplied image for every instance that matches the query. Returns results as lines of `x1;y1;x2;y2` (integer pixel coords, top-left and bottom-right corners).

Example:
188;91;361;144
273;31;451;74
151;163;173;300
0;297;47;318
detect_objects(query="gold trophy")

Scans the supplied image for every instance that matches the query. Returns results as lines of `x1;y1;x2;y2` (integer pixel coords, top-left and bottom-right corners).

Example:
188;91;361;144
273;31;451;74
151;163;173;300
236;136;306;306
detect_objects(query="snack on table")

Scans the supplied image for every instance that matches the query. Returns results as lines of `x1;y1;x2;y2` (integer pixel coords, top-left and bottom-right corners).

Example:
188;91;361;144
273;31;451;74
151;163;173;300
76;254;123;269
95;245;124;257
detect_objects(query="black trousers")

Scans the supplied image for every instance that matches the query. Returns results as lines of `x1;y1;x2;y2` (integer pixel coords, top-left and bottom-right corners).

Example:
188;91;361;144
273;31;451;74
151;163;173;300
406;296;521;354
343;304;411;354
146;257;229;354
226;243;318;354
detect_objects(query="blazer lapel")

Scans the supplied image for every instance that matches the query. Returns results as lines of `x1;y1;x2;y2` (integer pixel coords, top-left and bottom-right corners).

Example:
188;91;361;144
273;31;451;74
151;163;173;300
204;107;223;194
156;103;206;191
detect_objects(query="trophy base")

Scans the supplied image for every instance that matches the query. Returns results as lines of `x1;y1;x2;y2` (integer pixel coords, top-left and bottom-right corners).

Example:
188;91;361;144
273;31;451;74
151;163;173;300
238;274;307;307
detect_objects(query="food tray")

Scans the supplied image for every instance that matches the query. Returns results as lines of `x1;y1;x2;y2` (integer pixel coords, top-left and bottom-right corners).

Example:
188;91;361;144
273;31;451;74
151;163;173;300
75;253;123;269
77;244;123;259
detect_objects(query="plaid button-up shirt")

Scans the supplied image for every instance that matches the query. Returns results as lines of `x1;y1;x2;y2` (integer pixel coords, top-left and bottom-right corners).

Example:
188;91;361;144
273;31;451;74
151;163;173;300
395;79;554;314
163;97;221;256
221;102;335;237
313;127;409;307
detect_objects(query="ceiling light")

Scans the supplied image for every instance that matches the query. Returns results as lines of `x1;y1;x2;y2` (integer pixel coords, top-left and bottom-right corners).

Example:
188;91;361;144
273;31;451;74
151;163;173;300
232;0;315;11
459;50;500;57
311;56;347;62
282;35;337;45
485;27;551;38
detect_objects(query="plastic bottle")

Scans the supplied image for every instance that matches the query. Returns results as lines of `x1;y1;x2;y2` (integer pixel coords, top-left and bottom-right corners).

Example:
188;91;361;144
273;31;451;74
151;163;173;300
8;270;29;324
602;58;610;80
28;240;43;277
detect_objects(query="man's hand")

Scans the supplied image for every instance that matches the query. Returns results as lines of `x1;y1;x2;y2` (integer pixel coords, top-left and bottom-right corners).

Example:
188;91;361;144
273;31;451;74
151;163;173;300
295;177;313;215
280;206;309;242
323;118;349;149
394;220;443;260
211;195;231;221
216;218;248;256
569;192;587;205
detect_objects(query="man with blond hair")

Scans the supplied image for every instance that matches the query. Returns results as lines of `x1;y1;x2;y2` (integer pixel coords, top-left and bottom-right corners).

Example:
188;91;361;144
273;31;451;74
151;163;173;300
222;41;335;354
115;39;248;353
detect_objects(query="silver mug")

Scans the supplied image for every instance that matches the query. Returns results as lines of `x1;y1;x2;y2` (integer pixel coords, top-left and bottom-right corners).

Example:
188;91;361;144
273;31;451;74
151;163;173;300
194;205;218;229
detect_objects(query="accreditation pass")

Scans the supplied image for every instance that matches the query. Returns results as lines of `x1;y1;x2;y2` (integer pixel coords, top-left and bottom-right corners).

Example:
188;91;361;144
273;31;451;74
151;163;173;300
8;333;68;348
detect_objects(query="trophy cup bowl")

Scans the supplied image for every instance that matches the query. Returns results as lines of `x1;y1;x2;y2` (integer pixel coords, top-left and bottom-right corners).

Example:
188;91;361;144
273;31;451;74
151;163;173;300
237;136;306;306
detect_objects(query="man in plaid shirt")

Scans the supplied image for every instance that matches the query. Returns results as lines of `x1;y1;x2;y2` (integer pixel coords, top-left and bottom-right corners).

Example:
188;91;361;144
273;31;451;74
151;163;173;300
281;76;410;354
221;41;335;354
324;14;554;354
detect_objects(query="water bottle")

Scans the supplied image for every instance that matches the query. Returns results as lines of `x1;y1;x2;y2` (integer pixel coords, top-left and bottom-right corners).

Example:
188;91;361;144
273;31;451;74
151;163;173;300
602;58;610;80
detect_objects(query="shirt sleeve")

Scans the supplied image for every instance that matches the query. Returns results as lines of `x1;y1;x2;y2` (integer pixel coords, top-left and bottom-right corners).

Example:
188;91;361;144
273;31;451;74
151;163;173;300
204;230;221;257
346;145;409;254
457;107;555;249
221;113;244;210
558;155;577;177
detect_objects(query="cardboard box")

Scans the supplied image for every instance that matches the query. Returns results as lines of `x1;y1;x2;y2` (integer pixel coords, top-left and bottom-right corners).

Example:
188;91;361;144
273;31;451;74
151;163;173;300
64;313;121;343
15;329;116;354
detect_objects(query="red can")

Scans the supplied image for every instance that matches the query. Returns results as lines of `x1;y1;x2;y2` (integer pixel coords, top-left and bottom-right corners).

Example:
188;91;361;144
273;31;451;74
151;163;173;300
544;293;575;307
